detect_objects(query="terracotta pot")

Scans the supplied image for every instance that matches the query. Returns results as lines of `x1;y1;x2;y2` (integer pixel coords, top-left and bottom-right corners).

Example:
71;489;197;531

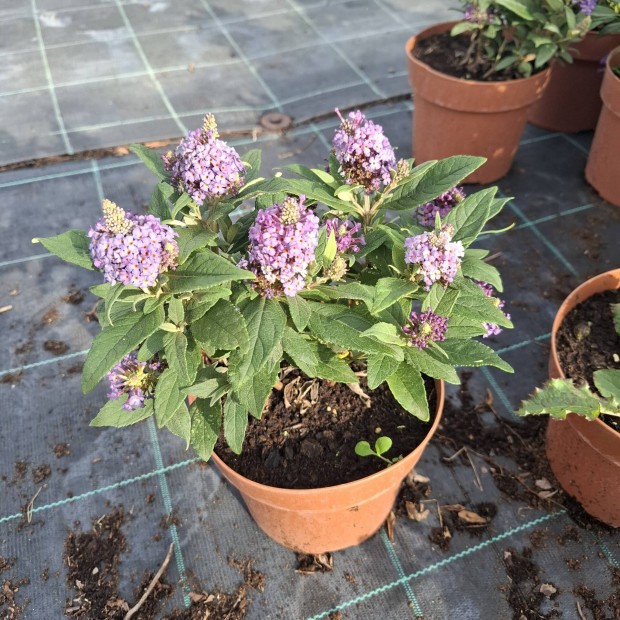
585;48;620;207
528;32;620;133
405;22;550;184
547;269;620;527
211;381;444;553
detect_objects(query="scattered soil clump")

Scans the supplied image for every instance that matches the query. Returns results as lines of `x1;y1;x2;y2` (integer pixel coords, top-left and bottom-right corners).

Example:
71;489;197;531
53;443;71;458
43;340;69;355
32;464;51;483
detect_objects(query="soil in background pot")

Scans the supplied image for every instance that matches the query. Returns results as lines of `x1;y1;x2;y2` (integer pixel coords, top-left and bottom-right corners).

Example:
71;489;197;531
216;372;436;489
413;32;527;82
556;290;620;432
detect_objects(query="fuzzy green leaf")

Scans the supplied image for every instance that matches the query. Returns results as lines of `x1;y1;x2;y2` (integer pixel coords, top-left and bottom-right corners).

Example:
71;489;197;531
167;250;253;294
223;397;248;454
375;436;393;456
189;398;221;461
386;364;429;421
593;369;620;402
82;305;165;393
443;188;496;248
287;295;312;331
438;339;513;373
191;299;249;353
154;367;184;427
175;228;219;263
90;397;154;427
242;149;262;184
165;402;191;448
355;441;374;457
36;230;94;271
367;353;400;390
405;347;460;384
129;144;167;180
147;183;172;219
370;278;418;315
461;254;503;292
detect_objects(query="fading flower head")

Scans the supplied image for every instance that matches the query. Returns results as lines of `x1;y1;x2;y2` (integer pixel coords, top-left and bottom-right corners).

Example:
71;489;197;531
89;200;178;288
332;109;396;192
324;218;366;254
402;309;448;350
416;186;465;228
404;225;464;290
475;280;511;338
163;114;245;206
107;353;163;411
240;196;320;297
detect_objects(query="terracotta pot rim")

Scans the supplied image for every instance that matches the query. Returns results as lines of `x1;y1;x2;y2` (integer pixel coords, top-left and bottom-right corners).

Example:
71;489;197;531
212;380;445;497
550;268;620;440
405;22;550;88
606;45;620;76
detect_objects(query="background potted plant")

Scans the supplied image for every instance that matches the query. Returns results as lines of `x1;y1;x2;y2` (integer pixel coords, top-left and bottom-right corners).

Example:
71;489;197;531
528;1;620;133
585;45;620;206
35;110;513;553
517;268;620;527
405;0;591;183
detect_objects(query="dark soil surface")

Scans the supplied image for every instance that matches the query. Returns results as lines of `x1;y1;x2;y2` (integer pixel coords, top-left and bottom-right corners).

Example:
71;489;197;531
556;290;620;432
217;372;437;489
413;32;525;82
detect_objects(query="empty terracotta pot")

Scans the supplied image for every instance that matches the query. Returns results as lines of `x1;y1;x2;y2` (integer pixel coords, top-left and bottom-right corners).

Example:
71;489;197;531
406;22;550;184
528;32;620;133
211;381;444;553
585;47;620;207
546;269;620;527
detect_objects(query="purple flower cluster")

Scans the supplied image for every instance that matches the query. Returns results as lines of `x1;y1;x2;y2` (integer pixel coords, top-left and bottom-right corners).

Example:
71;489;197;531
573;0;596;15
476;281;511;338
464;3;491;23
404;225;464;290
332;109;396;192
163;114;245;206
89;199;179;288
324;218;366;254
107;353;162;411
402;310;449;350
416;186;465;228
241;196;320;297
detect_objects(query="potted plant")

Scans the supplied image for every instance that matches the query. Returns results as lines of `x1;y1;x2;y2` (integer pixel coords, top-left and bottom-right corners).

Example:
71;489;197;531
517;269;620;527
528;1;620;132
34;110;514;553
405;0;591;184
585;46;620;206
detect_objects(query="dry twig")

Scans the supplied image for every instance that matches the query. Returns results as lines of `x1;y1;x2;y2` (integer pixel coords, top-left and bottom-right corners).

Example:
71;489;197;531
26;486;42;523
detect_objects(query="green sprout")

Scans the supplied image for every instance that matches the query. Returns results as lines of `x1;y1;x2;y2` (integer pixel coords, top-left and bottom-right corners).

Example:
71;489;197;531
354;436;402;466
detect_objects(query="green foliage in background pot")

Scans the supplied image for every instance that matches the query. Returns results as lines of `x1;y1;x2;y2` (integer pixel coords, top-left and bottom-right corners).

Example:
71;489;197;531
591;1;620;34
452;0;592;78
35;110;514;462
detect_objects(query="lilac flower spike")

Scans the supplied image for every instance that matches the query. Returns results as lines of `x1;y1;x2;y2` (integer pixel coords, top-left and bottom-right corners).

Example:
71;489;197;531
163;114;245;206
574;0;596;15
107;353;162;411
324;218;366;254
241;196;320;298
89;199;178;288
404;225;464;290
332;109;396;192
475;281;511;338
402;310;448;350
416;186;465;228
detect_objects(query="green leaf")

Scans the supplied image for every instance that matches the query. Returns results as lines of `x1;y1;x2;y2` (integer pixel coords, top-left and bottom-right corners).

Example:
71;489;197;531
461;254;503;292
129;144;167;180
405;347;460;384
165;402;191;448
452;277;513;328
236;362;280;418
282;327;357;383
355;441;374;457
375;436;392;456
287;295;312;331
148;183;172;219
154;368;184;427
230;297;286;378
438;339;513;373
167;250;253;294
190;399;221;461
90;397;154;427
36;230;94;270
82;305;165;393
223;397;248;454
361;322;405;347
367;353;400;390
385;156;486;211
593;369;620;402
242;149;262;184
517;379;606;420
386;365;430;421
535;43;557;69
184;289;231;323
137;330;166;362
370;278;418;314
324;230;337;265
168;297;184;325
187;366;227;399
495;0;534;20
445;315;487;339
423;284;460;316
175;228;219;263
443;187;496;248
192;299;249;353
611;303;620;336
163;331;199;385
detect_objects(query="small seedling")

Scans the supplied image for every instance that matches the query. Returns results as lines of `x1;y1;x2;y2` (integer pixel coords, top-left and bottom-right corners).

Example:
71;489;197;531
354;436;402;466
